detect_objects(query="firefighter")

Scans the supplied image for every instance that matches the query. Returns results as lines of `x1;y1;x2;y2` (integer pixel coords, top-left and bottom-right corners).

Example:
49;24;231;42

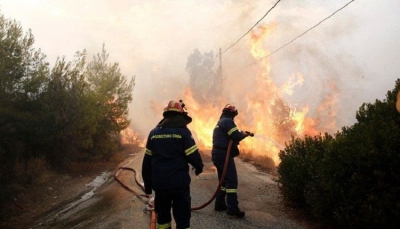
142;100;204;229
212;104;252;218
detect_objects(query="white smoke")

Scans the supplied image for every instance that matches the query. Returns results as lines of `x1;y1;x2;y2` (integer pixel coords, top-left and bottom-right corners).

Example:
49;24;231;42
0;0;399;137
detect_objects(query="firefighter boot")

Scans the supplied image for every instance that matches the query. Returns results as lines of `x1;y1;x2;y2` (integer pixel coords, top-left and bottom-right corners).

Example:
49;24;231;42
226;192;245;218
227;208;245;218
214;190;227;211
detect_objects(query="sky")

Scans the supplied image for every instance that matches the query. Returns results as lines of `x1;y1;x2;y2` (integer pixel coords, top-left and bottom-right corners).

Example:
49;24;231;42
1;0;399;138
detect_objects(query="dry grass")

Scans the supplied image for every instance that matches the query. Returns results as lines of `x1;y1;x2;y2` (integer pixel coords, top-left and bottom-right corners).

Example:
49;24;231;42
239;150;278;175
65;144;141;176
199;148;278;175
12;157;52;186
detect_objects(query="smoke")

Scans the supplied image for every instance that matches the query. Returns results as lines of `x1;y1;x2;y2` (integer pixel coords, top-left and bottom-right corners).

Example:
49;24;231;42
1;0;399;138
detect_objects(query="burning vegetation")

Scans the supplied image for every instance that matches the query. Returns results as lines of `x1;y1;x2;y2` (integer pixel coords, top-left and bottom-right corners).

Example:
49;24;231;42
177;23;339;167
119;128;145;147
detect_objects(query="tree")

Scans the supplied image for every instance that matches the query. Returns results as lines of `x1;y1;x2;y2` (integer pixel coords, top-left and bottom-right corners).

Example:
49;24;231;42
40;51;89;166
85;45;135;158
0;13;49;217
0;12;135;220
41;46;135;165
185;49;216;101
0;13;49;175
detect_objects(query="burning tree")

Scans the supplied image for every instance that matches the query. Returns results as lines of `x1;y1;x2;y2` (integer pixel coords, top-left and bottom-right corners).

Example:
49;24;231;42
182;24;319;166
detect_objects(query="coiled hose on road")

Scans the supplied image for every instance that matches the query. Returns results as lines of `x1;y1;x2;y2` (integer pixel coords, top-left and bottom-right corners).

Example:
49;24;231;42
114;140;233;228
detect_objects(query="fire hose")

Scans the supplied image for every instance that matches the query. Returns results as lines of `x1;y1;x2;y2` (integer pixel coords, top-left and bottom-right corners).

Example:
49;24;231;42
190;140;233;210
113;166;156;228
114;132;253;228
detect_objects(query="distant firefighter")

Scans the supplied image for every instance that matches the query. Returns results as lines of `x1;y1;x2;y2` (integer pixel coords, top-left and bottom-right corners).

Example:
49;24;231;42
211;104;253;218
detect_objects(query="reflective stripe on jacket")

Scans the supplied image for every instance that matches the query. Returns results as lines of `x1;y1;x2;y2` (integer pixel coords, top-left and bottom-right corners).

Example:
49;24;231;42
212;115;247;156
142;126;203;192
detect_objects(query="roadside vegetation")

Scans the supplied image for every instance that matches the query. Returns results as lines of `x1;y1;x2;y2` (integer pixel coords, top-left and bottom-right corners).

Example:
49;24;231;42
278;79;400;228
0;12;135;220
3;8;400;229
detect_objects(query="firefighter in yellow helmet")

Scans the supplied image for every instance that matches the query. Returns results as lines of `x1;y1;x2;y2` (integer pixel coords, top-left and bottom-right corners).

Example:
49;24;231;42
142;100;204;229
211;104;252;218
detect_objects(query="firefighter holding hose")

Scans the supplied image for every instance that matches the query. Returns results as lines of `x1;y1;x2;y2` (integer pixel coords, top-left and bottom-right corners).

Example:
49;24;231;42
212;104;253;218
142;100;204;229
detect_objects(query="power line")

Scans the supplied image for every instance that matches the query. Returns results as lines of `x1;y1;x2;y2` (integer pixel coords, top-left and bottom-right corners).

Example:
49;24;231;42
230;0;356;74
221;0;281;54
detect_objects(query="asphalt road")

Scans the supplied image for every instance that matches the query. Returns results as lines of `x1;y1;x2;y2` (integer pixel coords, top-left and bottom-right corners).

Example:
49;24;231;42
30;149;313;229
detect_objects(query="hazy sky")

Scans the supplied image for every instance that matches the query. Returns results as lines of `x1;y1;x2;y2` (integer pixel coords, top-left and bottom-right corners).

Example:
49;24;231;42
1;0;399;136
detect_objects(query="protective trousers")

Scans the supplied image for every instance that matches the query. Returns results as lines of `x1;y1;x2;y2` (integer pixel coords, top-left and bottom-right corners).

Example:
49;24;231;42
212;154;240;213
155;186;191;229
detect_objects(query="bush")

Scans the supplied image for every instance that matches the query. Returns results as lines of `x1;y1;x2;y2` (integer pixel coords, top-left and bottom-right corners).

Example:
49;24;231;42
278;79;400;228
278;134;332;209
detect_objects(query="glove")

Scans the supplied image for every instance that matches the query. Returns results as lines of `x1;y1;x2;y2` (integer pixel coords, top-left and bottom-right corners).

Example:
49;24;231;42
244;131;254;137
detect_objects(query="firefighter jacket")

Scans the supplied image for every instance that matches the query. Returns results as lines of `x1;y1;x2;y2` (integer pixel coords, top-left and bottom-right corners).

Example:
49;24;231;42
142;114;204;194
212;114;247;157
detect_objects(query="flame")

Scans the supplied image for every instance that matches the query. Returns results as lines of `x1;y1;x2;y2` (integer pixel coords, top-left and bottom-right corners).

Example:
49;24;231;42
315;81;338;133
250;23;277;60
281;73;305;96
182;88;220;149
120;128;145;147
397;91;400;113
291;106;309;134
174;23;336;165
180;23;306;165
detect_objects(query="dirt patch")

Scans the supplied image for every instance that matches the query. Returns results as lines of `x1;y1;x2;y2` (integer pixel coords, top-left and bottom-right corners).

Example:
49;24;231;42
0;144;141;229
2;173;94;228
2;145;316;229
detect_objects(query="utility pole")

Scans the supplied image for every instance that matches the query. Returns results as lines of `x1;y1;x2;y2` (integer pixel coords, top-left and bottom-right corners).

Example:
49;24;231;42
218;48;223;93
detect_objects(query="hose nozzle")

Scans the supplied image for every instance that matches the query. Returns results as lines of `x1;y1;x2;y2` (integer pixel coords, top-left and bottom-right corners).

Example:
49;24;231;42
244;131;254;137
179;99;187;112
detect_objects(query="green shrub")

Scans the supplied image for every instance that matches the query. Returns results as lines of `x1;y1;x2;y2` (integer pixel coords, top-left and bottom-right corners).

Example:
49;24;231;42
278;134;332;208
278;79;400;228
